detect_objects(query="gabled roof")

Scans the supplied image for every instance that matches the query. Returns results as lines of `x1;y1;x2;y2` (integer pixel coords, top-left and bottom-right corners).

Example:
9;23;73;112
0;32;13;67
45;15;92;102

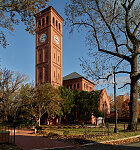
95;89;103;95
63;72;95;85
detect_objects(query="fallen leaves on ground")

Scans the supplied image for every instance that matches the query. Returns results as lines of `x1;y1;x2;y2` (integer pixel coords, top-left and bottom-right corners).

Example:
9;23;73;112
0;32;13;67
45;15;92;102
103;137;140;145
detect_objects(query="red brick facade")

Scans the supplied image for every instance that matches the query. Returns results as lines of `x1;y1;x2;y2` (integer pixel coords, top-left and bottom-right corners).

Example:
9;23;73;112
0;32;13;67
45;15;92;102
35;6;63;87
98;88;110;117
63;77;95;92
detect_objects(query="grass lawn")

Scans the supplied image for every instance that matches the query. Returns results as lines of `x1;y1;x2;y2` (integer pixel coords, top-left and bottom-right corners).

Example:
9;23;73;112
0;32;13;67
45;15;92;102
40;123;140;143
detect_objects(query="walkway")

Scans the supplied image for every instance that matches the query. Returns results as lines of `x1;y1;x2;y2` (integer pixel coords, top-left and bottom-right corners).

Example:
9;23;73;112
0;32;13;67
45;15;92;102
15;129;74;150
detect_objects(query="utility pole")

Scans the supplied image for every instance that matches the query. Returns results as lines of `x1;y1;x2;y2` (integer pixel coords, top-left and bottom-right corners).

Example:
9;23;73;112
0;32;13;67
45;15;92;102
114;66;118;133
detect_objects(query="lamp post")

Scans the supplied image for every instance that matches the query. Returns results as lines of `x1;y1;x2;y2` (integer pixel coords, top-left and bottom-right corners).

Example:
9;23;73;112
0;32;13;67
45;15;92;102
113;66;118;133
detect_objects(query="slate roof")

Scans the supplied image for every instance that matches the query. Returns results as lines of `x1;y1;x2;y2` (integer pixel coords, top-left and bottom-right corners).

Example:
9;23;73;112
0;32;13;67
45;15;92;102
63;72;83;80
63;72;95;85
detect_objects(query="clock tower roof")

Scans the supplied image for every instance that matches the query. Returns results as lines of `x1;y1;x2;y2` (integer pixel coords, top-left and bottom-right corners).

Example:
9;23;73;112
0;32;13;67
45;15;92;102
35;6;64;22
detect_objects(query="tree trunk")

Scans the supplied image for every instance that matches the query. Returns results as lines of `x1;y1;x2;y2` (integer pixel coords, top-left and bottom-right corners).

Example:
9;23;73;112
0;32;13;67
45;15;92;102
128;54;138;131
38;117;41;126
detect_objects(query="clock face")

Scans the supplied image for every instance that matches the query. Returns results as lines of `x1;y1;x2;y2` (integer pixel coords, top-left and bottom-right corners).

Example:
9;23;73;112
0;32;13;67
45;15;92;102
54;35;59;44
40;34;47;43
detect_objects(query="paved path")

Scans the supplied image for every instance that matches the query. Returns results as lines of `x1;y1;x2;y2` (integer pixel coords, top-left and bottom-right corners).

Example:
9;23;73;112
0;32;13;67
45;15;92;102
15;129;74;150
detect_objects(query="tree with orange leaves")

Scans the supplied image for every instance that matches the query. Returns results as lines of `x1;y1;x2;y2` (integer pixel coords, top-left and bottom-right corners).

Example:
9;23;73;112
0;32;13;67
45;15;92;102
121;98;130;119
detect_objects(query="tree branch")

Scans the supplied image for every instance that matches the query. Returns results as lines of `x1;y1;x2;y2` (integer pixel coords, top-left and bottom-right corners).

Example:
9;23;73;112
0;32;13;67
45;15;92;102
99;49;131;62
122;0;139;45
98;71;131;81
115;71;131;74
95;0;119;53
133;22;140;35
118;83;131;89
80;4;100;50
118;43;134;53
72;22;94;30
135;73;140;82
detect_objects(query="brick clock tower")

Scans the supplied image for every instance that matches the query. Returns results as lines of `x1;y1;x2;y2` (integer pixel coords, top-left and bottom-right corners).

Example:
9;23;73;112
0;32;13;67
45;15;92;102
35;6;63;87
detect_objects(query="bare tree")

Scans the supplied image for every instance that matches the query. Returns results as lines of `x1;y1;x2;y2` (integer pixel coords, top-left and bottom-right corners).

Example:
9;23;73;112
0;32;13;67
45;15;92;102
0;68;28;121
65;0;140;130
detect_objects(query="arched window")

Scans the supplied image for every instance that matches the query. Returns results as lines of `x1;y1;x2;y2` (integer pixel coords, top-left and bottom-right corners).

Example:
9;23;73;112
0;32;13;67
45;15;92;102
77;83;80;89
38;49;42;63
54;71;55;77
53;17;55;25
59;23;61;30
39;68;42;81
56;20;58;27
46;16;49;24
45;50;48;62
38;20;41;27
42;18;45;26
45;65;48;81
54;53;55;59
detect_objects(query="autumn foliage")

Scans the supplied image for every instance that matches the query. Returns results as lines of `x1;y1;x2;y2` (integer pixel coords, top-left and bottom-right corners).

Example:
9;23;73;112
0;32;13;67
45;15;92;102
121;98;130;119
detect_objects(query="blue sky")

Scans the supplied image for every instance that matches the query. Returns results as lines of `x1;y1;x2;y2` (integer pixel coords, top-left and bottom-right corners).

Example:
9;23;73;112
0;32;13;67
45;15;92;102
0;0;130;96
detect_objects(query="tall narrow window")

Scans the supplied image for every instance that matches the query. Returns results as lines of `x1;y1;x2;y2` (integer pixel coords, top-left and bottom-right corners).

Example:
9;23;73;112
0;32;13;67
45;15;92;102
54;71;55;77
42;18;45;26
45;47;48;62
46;16;49;24
39;50;42;63
39;53;42;61
74;84;76;89
53;17;55;25
59;23;61;30
70;84;72;89
67;85;69;89
54;53;55;59
77;83;79;89
38;20;41;27
39;68;42;81
56;20;58;27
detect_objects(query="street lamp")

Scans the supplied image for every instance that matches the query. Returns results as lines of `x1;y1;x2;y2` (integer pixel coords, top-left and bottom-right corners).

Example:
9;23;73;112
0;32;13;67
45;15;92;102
113;66;118;133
